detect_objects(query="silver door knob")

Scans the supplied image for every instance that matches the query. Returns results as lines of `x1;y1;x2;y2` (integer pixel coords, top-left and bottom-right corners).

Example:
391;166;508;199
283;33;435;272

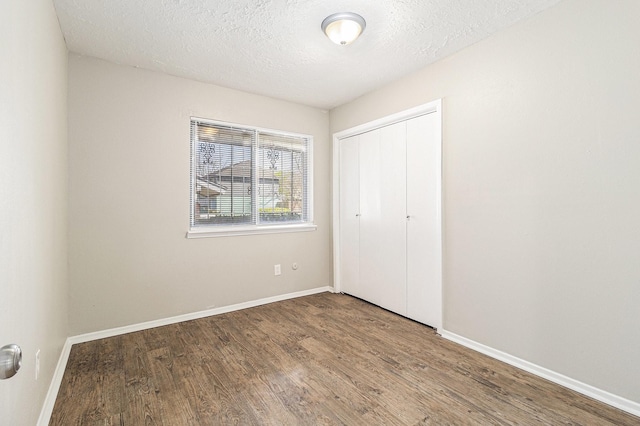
0;344;22;379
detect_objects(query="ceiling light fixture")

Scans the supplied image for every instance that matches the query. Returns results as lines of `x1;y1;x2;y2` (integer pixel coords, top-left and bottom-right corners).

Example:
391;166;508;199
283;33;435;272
321;12;366;45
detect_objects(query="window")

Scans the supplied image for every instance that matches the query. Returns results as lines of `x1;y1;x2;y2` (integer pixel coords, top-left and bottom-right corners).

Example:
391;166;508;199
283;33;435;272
188;118;315;237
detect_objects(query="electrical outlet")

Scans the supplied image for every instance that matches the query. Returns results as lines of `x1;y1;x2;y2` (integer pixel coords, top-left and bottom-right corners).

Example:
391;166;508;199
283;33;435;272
35;349;40;380
274;264;281;276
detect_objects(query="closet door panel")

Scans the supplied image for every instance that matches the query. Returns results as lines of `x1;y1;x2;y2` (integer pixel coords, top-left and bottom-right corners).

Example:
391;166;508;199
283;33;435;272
357;129;381;305
406;113;441;327
359;122;407;315
339;135;361;296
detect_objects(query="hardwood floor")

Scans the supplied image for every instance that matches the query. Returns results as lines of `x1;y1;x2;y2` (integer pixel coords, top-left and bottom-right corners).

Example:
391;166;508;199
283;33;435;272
50;293;639;425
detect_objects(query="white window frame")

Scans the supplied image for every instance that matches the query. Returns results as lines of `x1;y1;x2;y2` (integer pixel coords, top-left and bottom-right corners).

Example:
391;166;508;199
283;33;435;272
187;117;316;238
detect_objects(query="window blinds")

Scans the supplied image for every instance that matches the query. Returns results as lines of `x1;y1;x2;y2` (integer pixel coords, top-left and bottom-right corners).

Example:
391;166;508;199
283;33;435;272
190;119;311;229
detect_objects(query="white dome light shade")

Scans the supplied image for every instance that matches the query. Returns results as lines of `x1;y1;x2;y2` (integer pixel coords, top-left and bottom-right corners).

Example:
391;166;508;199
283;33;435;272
321;12;366;45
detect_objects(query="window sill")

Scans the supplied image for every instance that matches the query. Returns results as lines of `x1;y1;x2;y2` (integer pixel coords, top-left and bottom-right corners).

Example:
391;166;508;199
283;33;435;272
186;223;317;239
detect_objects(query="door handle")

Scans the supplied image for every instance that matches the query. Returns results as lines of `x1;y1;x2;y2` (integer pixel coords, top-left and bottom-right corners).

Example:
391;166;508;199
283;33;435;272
0;344;22;379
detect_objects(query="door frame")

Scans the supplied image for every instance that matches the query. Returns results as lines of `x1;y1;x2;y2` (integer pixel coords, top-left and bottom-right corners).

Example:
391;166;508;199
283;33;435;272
332;99;443;329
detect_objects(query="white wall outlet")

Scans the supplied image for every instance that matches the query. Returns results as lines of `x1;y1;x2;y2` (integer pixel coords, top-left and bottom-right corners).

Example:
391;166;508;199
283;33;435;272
274;264;281;276
292;262;299;270
35;349;40;380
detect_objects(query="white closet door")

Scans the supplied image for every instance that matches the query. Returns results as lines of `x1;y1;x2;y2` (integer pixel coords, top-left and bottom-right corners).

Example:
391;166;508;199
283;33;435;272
406;113;441;327
359;122;407;315
339;135;361;296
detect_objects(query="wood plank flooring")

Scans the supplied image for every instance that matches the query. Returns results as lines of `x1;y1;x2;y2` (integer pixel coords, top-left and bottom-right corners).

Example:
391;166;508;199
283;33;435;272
50;293;639;425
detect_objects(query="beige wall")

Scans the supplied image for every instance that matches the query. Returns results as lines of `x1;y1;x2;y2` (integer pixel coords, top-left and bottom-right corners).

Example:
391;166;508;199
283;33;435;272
0;0;68;424
68;55;332;335
331;0;640;403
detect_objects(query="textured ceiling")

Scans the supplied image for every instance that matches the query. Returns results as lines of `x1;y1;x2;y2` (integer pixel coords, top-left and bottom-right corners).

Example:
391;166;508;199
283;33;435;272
53;0;561;110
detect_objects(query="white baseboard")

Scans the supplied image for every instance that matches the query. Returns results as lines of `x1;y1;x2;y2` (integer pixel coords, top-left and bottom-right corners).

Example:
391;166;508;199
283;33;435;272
37;337;73;426
440;329;640;418
38;286;334;425
69;286;334;344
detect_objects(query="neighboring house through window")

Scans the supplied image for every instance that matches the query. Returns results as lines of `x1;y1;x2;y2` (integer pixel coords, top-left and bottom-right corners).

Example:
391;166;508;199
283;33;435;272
188;118;315;237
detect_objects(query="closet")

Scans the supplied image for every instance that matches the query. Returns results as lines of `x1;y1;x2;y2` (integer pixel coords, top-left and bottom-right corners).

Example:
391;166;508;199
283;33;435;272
335;102;442;329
